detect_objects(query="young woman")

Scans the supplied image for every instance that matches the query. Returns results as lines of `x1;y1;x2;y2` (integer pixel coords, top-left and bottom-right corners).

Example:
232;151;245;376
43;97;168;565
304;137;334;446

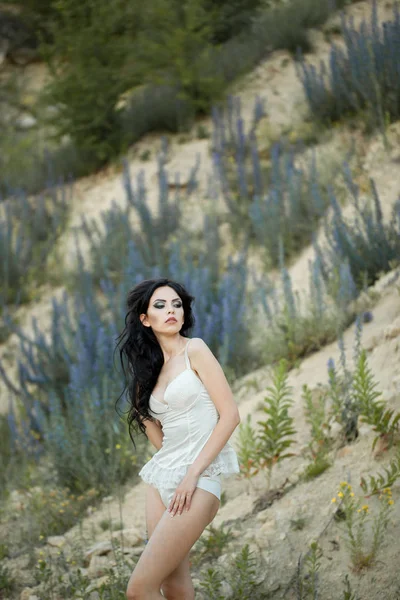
116;277;241;600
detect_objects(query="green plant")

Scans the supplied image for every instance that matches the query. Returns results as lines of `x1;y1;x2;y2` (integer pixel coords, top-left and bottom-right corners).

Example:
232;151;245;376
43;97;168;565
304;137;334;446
192;523;235;565
332;481;394;572
135;0;226;114
139;149;151;161
198;567;225;600
353;350;400;451
302;453;332;481
301;384;333;479
230;544;261;600
255;254;356;371
360;447;400;496
236;414;260;482
302;384;332;457
342;574;360;600
290;515;307;531
1;484;101;559
326;333;361;444
203;0;264;44
100;518;111;531
296;541;323;599
257;359;297;489
196;123;210;139
40;0;142;163
0;561;15;594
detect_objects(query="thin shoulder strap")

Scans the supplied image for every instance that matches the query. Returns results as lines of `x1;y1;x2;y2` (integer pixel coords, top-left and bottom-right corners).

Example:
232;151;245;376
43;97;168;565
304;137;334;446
184;338;192;369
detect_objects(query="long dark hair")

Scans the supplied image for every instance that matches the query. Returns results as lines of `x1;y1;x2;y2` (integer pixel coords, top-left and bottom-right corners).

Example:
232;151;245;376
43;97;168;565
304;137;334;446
115;277;195;445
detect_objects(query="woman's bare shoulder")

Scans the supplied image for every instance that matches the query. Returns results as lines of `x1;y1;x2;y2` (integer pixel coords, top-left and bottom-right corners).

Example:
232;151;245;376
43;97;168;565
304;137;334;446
188;337;208;351
188;337;215;361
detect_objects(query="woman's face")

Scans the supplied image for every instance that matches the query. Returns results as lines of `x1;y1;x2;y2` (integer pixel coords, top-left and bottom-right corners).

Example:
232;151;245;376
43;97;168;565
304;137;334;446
140;286;184;333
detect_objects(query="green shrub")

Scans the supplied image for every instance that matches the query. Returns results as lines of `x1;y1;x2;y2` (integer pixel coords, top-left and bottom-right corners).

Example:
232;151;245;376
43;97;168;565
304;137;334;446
236;415;261;482
295;541;323;599
192;523;235;566
257;360;296;489
0;185;70;308
135;0;226;114
253;0;357;56
253;251;356;369
40;0;142;163
203;0;264;44
198;543;264;600
353;350;400;451
0;562;15;595
360;448;400;496
301;384;333;479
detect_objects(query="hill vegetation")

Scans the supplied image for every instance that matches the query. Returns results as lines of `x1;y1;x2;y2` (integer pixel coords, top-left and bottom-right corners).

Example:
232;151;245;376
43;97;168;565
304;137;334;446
0;0;400;598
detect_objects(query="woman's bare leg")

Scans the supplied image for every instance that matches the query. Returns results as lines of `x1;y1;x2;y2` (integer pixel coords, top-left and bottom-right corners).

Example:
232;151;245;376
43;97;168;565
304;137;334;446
143;486;194;599
126;487;219;599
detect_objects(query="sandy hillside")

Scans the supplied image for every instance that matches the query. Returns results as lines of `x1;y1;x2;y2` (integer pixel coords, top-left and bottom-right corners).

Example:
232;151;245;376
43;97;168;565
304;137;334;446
1;0;399;416
2;1;400;598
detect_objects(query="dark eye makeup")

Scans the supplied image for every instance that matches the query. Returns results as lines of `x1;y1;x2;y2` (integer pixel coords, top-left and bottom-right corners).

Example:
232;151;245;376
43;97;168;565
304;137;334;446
154;301;182;308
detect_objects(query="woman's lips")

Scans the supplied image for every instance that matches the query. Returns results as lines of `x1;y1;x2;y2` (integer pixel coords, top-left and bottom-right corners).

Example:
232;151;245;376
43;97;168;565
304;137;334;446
165;318;177;323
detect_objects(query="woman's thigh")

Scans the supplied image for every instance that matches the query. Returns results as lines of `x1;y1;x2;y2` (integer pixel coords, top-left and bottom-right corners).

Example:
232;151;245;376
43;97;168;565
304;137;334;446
128;487;219;591
144;486;193;594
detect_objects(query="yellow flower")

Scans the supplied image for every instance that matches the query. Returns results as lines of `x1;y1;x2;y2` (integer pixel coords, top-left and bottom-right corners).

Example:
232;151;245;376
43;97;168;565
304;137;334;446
39;535;44;540
337;492;344;498
357;509;361;513
115;444;121;450
331;497;337;503
388;499;394;506
105;448;111;454
350;492;354;497
59;509;64;514
340;481;348;488
361;505;369;512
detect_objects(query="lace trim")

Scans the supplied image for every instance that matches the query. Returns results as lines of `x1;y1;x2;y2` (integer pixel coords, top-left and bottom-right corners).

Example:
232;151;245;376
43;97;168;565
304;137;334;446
138;445;240;491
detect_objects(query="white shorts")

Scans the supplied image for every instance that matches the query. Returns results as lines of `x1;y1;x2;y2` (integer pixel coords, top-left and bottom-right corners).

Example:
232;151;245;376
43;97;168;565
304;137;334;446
159;474;221;509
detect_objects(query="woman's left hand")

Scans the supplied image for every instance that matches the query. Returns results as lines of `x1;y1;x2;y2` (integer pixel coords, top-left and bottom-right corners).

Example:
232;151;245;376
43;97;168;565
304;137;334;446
168;470;199;516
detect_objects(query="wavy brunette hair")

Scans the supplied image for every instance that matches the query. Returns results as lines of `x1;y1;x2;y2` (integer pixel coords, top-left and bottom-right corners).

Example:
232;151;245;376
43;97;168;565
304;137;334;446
115;277;195;445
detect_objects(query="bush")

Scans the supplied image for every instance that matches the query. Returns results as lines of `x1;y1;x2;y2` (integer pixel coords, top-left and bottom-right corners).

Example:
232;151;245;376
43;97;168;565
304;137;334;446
134;0;226;114
203;0;264;44
252;248;357;367
198;543;264;600
297;2;400;130
212;96;337;268
36;374;146;492
40;0;142;163
33;0;356;172
314;173;400;292
252;0;357;56
122;84;195;138
0;184;70;307
73;140;198;286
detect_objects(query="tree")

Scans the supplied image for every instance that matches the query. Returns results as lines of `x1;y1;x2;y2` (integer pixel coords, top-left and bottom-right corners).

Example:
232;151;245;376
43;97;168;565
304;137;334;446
134;0;225;113
40;0;142;163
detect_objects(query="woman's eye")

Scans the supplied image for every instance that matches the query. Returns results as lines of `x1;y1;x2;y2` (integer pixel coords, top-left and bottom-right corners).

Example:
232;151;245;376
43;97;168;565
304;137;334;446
154;303;182;309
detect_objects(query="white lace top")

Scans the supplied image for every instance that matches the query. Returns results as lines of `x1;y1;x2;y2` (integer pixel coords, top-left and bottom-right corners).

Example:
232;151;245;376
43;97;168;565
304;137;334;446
138;338;240;492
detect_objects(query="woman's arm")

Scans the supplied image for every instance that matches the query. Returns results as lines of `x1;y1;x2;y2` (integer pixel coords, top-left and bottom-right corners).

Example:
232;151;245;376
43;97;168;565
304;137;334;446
187;337;240;476
143;418;164;451
168;338;241;515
